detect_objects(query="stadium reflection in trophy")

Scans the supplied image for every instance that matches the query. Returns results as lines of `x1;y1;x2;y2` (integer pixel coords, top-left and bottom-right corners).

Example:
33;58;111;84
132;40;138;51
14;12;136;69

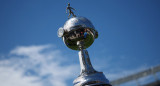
57;3;111;86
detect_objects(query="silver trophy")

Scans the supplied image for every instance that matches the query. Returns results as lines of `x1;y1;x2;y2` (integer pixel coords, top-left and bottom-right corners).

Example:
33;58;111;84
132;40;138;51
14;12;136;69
57;4;111;86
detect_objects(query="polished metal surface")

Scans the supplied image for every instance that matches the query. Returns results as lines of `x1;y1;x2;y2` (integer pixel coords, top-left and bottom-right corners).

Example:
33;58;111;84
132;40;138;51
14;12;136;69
57;16;111;86
63;17;95;32
57;27;64;37
74;72;110;86
73;48;111;86
78;48;96;75
58;17;98;50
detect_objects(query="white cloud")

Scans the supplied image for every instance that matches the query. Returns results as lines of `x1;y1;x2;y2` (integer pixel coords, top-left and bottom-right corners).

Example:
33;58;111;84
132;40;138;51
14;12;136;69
0;66;41;86
0;44;79;86
0;44;155;86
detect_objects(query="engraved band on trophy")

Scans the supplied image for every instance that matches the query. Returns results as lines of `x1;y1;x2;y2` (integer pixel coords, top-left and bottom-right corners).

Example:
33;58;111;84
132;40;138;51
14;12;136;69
58;3;111;86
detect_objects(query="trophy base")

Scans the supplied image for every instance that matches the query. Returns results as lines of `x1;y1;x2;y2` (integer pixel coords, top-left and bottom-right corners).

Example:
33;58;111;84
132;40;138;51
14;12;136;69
73;72;111;86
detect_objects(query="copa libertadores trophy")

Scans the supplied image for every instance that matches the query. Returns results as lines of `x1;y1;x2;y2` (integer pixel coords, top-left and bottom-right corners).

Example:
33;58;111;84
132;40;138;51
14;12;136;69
57;3;111;86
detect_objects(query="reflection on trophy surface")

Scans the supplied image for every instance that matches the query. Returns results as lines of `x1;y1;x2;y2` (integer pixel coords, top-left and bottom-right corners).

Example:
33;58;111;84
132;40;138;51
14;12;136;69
58;17;98;50
57;3;111;86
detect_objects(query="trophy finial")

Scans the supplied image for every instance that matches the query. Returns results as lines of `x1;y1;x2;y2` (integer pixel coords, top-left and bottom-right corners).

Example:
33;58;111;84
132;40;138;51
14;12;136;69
66;3;76;19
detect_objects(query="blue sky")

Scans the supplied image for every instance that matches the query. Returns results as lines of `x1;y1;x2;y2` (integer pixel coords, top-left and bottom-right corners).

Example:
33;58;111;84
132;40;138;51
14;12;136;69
0;0;160;86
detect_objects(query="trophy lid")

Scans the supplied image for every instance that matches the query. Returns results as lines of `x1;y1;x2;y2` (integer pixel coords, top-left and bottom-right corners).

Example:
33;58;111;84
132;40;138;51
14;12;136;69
63;17;95;32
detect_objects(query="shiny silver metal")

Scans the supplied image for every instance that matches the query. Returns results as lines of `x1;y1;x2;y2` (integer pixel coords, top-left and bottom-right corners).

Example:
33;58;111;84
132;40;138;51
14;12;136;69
57;16;111;86
58;17;98;50
63;17;95;32
57;27;64;37
73;48;110;86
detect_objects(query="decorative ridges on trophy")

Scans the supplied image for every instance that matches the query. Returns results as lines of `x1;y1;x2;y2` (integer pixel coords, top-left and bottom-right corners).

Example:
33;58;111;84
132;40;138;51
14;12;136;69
73;72;110;86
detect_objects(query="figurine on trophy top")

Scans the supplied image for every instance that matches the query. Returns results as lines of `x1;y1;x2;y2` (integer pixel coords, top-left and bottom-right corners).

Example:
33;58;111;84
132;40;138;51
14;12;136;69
57;3;111;86
66;3;76;19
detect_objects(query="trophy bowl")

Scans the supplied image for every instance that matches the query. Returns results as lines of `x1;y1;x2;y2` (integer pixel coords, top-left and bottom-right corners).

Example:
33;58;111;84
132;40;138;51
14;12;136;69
58;17;98;50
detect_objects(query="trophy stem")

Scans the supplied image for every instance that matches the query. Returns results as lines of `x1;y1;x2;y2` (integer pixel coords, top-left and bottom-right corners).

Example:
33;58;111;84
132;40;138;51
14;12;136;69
74;41;111;86
77;41;96;75
78;49;96;75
